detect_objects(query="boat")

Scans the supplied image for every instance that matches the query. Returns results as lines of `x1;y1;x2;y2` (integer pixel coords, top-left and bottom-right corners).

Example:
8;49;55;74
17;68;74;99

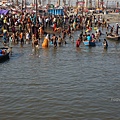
0;47;10;62
106;35;120;41
83;40;96;46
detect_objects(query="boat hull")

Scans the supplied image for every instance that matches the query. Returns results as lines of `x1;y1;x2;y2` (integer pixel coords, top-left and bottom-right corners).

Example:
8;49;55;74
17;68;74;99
106;35;120;41
0;47;10;63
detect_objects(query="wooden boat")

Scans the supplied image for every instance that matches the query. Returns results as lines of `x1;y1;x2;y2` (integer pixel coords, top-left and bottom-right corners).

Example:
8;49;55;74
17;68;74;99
106;35;120;41
83;40;96;46
0;47;10;63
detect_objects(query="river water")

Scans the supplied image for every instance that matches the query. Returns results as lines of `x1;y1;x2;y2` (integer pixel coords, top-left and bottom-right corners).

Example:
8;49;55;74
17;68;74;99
0;26;120;119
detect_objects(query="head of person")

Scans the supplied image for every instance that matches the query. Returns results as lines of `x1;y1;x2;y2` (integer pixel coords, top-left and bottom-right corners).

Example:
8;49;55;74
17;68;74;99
104;39;106;41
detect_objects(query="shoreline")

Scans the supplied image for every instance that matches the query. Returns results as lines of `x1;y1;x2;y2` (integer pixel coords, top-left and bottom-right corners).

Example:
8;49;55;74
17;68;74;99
95;13;120;24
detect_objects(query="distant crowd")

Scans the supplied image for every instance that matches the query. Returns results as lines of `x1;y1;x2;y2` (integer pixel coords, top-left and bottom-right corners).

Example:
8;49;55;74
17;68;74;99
0;10;119;54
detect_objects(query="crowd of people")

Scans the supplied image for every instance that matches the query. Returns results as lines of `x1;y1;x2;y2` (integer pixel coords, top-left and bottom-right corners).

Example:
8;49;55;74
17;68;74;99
1;9;119;55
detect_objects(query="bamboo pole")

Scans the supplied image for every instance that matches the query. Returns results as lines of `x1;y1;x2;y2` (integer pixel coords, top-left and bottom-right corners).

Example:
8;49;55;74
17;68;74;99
16;0;18;6
58;0;60;6
36;0;37;25
25;0;26;12
22;0;23;12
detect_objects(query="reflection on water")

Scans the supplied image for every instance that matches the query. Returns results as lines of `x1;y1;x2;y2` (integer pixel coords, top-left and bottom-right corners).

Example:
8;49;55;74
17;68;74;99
0;27;120;119
103;48;108;53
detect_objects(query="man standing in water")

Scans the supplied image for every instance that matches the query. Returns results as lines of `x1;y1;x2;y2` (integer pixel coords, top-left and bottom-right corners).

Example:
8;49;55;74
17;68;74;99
116;23;120;35
33;38;39;56
19;31;24;46
76;37;81;47
103;39;108;49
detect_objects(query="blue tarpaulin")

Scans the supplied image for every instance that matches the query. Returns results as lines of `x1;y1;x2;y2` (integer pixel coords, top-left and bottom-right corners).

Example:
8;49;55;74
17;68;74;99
0;9;9;15
48;9;64;15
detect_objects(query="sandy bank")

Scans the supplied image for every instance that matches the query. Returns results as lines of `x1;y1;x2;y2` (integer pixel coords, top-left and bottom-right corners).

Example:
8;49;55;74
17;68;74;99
95;13;120;24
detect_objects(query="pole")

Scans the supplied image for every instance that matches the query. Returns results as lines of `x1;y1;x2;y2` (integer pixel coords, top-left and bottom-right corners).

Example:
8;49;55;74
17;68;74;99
35;0;38;39
89;0;92;9
39;0;41;5
16;0;18;6
58;0;60;6
22;0;23;13
36;0;37;25
25;0;26;12
82;0;84;16
101;0;103;9
98;0;99;8
76;0;78;7
82;0;84;33
107;0;108;9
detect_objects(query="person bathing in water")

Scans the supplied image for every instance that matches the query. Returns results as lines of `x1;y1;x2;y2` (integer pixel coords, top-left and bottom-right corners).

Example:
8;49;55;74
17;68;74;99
76;37;82;47
103;39;108;49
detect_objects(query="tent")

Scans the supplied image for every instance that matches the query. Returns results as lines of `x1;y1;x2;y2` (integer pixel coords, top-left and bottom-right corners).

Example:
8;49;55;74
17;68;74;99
48;9;64;15
0;9;9;15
